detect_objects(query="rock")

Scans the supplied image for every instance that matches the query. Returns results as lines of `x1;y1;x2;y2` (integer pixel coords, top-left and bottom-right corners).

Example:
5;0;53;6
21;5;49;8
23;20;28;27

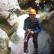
0;0;20;36
0;0;20;19
0;0;20;11
41;11;54;34
7;13;18;26
41;11;54;54
0;28;10;54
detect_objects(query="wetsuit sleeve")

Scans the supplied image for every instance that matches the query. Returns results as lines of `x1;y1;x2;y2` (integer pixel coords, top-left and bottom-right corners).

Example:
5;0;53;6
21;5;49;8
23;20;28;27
33;20;41;33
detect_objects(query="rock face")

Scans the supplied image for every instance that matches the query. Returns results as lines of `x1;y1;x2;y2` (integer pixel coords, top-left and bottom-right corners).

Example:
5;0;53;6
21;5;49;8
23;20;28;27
0;0;20;36
0;29;9;54
41;11;54;54
41;11;54;34
0;0;20;19
0;0;20;52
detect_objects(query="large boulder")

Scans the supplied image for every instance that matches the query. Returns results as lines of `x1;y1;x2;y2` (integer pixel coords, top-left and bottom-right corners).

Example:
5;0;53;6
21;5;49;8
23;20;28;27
0;0;21;37
41;11;54;54
0;29;10;54
41;11;54;34
0;0;20;19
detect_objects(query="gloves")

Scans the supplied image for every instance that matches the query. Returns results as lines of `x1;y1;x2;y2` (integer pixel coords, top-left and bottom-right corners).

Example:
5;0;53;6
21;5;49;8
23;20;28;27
27;29;34;34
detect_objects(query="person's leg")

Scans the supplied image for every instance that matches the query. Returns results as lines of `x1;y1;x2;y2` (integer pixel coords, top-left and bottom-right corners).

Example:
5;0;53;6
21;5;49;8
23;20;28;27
24;32;31;53
33;33;38;52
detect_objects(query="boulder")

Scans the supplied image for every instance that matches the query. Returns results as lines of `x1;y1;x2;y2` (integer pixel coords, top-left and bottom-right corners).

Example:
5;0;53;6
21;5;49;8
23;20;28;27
0;29;10;54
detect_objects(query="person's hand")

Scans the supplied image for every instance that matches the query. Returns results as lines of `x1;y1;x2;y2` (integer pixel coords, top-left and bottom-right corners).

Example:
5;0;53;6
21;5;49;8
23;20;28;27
27;29;31;33
27;29;34;34
30;31;34;34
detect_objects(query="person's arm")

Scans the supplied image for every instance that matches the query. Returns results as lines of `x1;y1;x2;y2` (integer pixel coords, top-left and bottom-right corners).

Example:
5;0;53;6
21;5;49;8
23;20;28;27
33;20;41;33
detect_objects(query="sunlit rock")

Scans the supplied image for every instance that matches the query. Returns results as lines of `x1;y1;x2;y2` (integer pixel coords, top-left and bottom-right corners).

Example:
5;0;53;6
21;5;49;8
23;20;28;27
7;13;18;26
0;0;20;19
0;0;20;37
0;29;10;54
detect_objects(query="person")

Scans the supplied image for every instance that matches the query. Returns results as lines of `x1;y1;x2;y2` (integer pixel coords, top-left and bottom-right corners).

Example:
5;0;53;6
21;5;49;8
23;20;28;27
23;8;41;54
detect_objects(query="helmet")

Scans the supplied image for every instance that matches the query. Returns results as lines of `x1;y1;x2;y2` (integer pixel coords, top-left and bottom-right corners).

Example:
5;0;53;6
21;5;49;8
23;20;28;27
28;8;36;15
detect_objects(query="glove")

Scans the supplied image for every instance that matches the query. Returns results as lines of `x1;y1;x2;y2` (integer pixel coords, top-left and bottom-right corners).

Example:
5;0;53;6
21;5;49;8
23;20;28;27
30;31;34;34
27;29;31;33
